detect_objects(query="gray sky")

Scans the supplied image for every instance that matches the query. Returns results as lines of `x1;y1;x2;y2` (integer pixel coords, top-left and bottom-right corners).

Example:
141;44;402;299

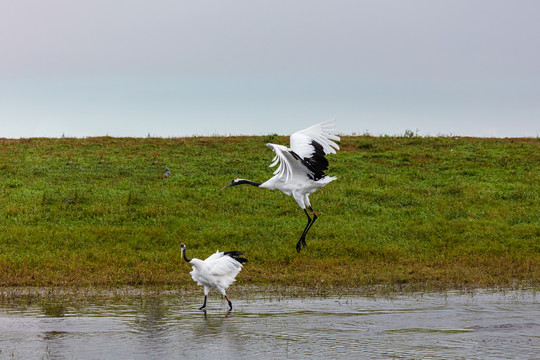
1;0;539;138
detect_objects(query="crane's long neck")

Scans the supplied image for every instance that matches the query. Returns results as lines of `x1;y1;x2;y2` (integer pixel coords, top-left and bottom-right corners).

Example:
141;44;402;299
181;248;191;263
235;179;262;187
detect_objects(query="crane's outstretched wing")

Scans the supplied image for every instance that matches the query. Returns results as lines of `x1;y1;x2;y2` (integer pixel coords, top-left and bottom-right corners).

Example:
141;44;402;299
208;256;243;276
203;250;224;264
267;143;313;182
206;253;244;289
190;251;245;289
204;251;246;275
289;119;340;159
284;120;340;180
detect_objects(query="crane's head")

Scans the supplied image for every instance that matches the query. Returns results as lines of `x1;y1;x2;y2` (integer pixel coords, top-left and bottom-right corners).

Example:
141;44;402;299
180;243;191;262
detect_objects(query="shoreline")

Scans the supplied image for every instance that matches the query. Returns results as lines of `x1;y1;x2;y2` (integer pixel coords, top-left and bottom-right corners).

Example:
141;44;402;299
1;283;537;301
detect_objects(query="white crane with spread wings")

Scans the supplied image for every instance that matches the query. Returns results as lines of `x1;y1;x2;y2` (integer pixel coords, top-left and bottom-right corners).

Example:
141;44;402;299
222;120;340;252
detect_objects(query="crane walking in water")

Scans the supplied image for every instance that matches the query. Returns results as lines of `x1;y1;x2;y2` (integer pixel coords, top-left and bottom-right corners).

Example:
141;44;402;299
222;120;340;253
180;243;247;310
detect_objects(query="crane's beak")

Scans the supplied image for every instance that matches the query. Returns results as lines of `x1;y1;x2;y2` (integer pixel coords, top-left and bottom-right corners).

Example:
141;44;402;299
220;183;233;190
221;178;242;190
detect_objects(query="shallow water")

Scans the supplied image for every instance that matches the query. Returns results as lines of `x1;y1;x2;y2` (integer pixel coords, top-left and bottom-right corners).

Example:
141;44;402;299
0;289;538;359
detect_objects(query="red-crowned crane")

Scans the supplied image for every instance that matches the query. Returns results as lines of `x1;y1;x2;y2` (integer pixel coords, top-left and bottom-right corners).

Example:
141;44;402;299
221;120;340;253
180;243;247;310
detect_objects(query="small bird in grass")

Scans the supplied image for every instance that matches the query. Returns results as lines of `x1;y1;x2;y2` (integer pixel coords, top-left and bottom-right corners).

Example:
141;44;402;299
180;243;247;310
163;167;171;178
221;119;340;253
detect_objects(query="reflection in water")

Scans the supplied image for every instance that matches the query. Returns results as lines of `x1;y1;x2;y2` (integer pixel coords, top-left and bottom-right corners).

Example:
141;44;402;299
195;309;233;337
201;309;231;320
36;300;68;359
133;296;167;333
41;303;66;317
0;290;538;359
42;330;67;360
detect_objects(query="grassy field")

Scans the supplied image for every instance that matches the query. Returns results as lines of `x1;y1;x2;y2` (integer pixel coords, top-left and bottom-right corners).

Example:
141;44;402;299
0;135;538;291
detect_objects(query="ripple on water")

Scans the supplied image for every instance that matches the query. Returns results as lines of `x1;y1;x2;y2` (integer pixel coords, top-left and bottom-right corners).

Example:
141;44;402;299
0;289;537;359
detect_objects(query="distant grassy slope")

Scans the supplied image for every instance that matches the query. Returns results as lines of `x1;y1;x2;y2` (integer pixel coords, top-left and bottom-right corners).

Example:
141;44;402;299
0;136;538;289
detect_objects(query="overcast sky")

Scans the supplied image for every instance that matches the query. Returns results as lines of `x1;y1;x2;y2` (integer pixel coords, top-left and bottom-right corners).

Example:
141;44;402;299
1;0;539;138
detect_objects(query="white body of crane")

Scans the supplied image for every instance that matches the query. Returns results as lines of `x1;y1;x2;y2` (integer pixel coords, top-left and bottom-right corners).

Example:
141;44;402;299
222;120;340;252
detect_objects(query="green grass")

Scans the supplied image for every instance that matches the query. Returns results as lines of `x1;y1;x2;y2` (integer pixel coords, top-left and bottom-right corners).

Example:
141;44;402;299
0;135;538;290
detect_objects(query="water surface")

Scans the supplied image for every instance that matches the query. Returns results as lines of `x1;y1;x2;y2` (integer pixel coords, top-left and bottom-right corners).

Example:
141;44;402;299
0;289;538;359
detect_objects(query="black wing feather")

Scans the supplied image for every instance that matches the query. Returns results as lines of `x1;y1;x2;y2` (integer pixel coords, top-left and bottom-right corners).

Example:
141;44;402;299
291;140;329;181
224;251;248;264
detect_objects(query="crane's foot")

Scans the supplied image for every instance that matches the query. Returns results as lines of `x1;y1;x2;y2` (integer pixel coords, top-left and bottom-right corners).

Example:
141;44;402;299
296;237;307;253
199;295;207;310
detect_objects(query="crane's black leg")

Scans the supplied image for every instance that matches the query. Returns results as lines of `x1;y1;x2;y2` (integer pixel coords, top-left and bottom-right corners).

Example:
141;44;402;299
199;295;207;310
297;209;313;253
225;295;233;310
297;207;318;252
305;206;318;241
